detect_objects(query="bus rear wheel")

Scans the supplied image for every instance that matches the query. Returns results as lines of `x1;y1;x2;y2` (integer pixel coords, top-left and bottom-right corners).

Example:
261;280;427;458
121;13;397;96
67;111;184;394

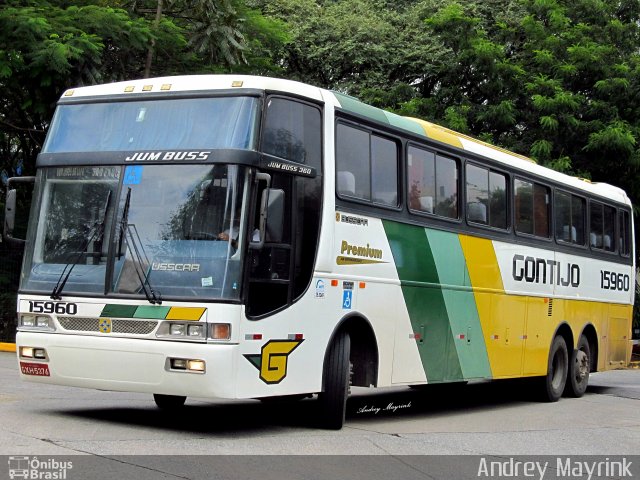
540;335;568;402
318;330;351;430
564;335;590;398
153;394;186;410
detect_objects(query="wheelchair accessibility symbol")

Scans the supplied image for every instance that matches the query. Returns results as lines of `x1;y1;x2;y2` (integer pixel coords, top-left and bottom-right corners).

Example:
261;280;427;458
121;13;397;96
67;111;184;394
342;290;352;310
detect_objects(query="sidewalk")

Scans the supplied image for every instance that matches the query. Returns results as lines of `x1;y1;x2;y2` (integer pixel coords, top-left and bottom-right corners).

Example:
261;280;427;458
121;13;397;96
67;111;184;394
0;342;16;353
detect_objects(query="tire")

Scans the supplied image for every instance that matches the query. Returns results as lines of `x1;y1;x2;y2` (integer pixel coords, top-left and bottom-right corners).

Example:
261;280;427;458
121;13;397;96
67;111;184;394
564;335;591;398
318;330;351;430
540;335;568;402
153;394;186;410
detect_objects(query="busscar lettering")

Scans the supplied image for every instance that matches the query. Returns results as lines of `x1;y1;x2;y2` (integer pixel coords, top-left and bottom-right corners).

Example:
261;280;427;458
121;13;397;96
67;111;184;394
151;263;200;272
125;151;211;162
512;254;580;287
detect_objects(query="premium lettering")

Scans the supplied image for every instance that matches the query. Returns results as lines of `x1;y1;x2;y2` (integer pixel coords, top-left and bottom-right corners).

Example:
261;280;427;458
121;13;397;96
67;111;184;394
340;240;382;260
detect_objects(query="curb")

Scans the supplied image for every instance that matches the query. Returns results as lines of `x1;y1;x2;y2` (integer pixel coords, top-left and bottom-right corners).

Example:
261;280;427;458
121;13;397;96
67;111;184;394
0;343;16;353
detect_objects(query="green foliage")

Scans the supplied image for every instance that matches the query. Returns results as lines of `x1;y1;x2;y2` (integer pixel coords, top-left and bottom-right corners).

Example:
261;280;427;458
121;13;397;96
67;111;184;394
0;0;286;181
264;0;640;203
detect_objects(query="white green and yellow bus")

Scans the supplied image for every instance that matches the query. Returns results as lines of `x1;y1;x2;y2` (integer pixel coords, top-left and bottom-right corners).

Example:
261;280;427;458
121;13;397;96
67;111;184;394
5;75;634;429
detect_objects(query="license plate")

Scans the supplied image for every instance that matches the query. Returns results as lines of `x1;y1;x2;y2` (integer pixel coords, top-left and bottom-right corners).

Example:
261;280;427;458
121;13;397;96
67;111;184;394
20;362;50;377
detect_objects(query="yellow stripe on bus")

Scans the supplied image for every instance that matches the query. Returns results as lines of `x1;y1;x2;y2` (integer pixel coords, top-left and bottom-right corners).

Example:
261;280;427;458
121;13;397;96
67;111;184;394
165;307;206;321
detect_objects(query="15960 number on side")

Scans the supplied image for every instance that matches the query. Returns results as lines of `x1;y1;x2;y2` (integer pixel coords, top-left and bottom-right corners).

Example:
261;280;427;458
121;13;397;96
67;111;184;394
599;271;630;292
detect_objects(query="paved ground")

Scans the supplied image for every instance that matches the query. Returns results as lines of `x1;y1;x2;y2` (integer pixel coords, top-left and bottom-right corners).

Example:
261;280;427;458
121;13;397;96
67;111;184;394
0;351;638;458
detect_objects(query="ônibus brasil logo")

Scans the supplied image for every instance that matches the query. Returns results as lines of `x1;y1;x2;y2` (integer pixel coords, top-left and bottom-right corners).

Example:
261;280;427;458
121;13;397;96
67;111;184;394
8;456;73;480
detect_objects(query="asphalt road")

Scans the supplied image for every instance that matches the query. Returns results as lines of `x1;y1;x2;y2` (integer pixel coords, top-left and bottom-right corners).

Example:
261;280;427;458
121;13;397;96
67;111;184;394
0;351;638;479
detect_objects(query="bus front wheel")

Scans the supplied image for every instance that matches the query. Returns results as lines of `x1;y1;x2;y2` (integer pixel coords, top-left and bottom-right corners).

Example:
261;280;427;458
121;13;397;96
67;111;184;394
153;394;187;410
540;335;568;402
564;335;590;398
318;330;351;430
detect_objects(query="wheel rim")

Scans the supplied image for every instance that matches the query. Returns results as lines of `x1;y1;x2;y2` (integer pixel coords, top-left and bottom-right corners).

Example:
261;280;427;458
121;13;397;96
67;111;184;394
574;349;589;382
551;348;565;390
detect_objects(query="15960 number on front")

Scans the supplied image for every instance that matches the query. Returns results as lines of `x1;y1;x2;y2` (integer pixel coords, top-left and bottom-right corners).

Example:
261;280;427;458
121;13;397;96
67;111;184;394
28;301;77;315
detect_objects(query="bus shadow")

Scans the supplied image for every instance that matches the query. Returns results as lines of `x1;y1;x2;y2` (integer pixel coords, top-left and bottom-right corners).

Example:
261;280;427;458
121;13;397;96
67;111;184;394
57;378;590;434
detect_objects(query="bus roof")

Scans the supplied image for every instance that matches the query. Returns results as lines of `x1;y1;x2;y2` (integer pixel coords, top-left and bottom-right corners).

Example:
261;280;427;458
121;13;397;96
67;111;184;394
61;75;630;206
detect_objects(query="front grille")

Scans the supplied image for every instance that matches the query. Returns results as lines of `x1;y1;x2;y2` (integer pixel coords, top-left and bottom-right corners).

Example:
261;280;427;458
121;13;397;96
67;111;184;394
58;317;158;335
111;320;157;335
59;317;99;332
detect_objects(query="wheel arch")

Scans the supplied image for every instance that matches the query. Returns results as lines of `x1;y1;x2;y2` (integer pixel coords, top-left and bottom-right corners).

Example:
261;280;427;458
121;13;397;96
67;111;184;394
552;322;574;360
579;323;599;372
323;312;379;388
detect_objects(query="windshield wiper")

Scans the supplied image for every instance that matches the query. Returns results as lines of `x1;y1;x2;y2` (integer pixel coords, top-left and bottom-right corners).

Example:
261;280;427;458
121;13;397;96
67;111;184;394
118;188;162;305
51;190;112;300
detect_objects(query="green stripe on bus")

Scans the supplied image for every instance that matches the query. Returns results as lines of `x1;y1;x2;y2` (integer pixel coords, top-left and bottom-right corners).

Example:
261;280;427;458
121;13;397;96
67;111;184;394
333;92;390;125
134;305;171;319
101;304;138;318
385;113;427;137
425;229;492;380
382;220;463;383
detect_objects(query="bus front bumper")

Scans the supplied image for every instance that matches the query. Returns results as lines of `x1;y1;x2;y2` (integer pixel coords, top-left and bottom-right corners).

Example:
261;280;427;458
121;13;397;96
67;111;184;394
16;332;239;399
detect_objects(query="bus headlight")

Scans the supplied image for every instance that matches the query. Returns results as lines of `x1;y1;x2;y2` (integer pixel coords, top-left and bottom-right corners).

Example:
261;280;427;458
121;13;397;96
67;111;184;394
157;322;206;341
19;314;55;332
187;324;204;337
169;323;186;336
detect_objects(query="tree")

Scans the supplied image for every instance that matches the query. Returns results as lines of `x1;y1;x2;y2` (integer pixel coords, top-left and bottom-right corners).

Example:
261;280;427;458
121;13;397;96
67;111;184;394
0;0;287;180
266;0;640;200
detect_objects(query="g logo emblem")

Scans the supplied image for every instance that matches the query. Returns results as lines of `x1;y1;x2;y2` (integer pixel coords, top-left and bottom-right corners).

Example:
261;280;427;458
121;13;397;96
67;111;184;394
244;339;304;384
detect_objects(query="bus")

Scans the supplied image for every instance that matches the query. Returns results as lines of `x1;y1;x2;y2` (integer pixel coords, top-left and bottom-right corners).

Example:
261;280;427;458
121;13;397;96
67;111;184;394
5;75;634;429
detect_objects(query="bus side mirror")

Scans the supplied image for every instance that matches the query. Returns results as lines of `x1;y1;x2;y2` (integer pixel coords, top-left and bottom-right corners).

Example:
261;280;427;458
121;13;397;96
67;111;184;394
250;176;285;250
265;188;285;243
3;176;35;246
4;188;17;239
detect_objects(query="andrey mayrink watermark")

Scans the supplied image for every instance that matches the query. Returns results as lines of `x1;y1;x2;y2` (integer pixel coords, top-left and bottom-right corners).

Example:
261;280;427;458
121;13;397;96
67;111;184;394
8;456;73;479
356;401;412;415
477;457;633;480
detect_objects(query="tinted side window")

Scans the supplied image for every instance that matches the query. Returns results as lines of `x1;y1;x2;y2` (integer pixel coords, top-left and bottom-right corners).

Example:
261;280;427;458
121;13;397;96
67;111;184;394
262;98;322;169
489;171;508;229
465;163;507;229
554;190;585;245
590;201;616;252
371;135;398;206
336;123;370;200
515;179;550;238
408;146;458;219
619;210;631;256
336;122;399;207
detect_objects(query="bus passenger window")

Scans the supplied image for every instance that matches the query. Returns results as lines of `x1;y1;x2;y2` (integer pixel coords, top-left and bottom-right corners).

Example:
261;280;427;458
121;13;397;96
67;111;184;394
465;164;507;229
371;135;398;207
466;164;489;224
336;123;370;201
515;179;550;238
515;180;533;235
619;210;631;256
408;146;458;219
590;201;616;252
554;190;585;245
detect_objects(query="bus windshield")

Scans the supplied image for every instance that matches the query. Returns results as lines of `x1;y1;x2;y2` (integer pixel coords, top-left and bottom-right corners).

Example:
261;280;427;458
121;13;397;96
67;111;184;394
21;164;248;301
43;96;259;152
